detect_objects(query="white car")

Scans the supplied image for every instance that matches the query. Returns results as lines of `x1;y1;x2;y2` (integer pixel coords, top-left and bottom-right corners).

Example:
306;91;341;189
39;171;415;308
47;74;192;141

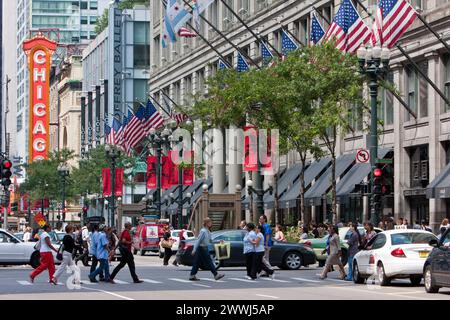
353;229;438;286
159;229;195;258
0;228;61;268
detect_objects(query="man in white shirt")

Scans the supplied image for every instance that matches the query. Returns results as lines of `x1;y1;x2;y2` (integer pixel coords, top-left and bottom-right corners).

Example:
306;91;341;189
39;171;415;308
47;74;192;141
23;227;32;242
30;225;58;284
75;224;91;266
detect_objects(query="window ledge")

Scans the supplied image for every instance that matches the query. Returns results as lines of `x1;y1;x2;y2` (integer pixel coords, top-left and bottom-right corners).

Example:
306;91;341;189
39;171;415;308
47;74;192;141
404;118;429;129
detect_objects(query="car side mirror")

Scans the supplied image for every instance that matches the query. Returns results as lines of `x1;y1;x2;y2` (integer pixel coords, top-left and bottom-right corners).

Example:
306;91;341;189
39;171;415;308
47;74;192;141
429;239;438;248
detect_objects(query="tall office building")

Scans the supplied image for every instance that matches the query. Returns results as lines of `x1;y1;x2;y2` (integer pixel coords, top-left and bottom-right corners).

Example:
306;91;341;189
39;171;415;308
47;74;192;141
10;0;110;165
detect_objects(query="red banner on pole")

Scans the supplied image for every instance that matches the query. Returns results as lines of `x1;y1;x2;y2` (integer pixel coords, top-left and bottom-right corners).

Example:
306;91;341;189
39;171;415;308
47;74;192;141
115;168;124;196
102;168;111;197
183;150;194;186
146;156;157;189
244;126;258;171
161;156;171;189
168;151;180;186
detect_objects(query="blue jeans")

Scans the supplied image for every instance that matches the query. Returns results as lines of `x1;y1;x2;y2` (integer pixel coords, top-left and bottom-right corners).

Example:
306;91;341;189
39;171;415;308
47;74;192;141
89;258;110;281
346;256;354;281
190;247;217;277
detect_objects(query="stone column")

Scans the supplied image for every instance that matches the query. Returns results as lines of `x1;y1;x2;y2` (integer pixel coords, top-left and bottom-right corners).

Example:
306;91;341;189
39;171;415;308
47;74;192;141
426;52;445;232
392;64;409;220
228;124;243;194
212;128;226;193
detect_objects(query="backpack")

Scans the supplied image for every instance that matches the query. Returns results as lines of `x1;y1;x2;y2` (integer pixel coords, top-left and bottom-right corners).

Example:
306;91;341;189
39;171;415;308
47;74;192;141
34;239;41;251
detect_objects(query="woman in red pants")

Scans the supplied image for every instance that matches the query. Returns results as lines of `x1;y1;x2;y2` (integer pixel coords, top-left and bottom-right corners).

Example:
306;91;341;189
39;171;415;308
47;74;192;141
30;225;59;284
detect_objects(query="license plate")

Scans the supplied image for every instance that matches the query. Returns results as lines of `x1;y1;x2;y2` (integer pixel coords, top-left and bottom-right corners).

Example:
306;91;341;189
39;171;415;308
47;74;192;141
419;251;429;258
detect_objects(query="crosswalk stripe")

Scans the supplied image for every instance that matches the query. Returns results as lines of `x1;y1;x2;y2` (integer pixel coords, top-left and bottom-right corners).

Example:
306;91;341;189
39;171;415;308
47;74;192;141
229;277;256;283
169;278;191;283
81;280;98;285
199;278;226;283
291;277;321;283
325;278;346;282
113;280;129;284
141;279;163;284
192;283;211;288
17;280;32;286
260;277;290;283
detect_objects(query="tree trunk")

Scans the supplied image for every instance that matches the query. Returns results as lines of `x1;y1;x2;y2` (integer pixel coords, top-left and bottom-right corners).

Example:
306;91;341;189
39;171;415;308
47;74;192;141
299;158;306;225
331;153;337;224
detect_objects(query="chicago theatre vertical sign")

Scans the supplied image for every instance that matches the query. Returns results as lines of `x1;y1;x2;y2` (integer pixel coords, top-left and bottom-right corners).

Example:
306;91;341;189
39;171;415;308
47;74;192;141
23;34;57;162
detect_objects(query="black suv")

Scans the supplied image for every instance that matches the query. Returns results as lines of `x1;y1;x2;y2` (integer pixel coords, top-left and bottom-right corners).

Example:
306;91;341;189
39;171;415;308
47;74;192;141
423;228;450;293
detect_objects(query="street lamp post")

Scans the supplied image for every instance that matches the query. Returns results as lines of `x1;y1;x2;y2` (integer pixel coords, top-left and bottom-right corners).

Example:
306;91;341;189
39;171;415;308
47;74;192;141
246;179;273;222
357;46;390;226
148;127;171;218
170;191;192;229
57;163;70;223
105;144;120;227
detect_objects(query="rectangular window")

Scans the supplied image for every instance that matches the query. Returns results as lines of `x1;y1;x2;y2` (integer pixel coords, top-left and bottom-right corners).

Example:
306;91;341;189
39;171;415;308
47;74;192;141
406;66;417;121
380;72;394;125
185;75;193;105
80;1;88;10
196;69;205;94
443;55;450;112
17;114;23;132
134;22;150;68
89;16;97;24
90;1;98;10
134;80;148;106
208;0;218;38
81;16;88;24
237;0;250;18
418;61;428;117
223;0;234;31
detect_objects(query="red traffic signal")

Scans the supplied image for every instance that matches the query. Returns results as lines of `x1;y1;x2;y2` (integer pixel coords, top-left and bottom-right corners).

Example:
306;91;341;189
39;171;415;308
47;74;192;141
373;168;382;177
3;160;12;169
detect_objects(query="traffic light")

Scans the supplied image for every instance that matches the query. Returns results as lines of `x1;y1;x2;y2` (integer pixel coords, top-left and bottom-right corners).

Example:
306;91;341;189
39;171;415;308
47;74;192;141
373;166;383;195
1;159;12;187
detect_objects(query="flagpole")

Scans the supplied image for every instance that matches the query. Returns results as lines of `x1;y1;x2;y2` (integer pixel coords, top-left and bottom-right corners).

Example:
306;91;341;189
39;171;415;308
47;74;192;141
415;13;450;55
218;0;282;58
353;0;450;108
159;0;233;69
178;0;261;69
279;24;305;47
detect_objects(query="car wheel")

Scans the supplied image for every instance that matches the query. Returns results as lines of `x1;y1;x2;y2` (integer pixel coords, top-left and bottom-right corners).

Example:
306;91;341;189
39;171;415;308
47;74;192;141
30;251;40;269
377;262;390;286
424;265;440;293
139;249;146;256
410;275;422;286
283;251;302;270
353;261;365;284
340;249;348;266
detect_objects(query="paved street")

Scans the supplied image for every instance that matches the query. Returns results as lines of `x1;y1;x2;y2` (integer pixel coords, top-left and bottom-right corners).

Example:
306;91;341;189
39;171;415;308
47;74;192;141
0;254;449;300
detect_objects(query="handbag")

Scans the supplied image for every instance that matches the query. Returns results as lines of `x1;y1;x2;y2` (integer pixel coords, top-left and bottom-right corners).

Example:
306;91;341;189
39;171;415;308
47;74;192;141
33;239;41;251
56;244;64;261
161;239;173;249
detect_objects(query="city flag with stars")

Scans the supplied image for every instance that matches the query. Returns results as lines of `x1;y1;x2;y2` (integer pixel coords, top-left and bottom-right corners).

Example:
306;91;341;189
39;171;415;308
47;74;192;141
236;52;250;72
310;11;325;45
281;30;299;56
162;0;192;48
371;0;417;48
324;0;371;54
261;41;274;66
218;58;229;70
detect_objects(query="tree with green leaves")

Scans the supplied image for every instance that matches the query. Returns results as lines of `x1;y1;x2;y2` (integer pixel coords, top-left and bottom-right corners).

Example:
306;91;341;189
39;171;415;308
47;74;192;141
95;9;109;34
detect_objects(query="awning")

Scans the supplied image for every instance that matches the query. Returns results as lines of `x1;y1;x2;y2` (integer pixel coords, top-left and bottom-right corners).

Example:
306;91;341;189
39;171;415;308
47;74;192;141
301;153;356;207
264;165;302;209
426;162;450;198
336;148;391;203
278;157;332;208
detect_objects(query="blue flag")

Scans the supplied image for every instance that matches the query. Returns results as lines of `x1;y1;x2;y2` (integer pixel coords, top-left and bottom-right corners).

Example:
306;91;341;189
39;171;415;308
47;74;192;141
236;52;250;72
218;58;229;70
310;12;325;45
261;41;274;65
281;30;299;56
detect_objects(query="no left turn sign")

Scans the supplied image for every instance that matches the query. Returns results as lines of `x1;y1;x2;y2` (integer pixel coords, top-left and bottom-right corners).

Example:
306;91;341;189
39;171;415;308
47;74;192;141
356;149;370;163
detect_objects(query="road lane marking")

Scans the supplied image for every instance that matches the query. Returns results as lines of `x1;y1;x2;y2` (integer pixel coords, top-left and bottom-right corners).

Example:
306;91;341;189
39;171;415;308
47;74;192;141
81;280;98;285
169;278;191;283
112;280;129;284
325;278;346;282
199;278;226;283
80;286;134;300
17;281;32;286
229;278;256;283
328;285;434;300
387;291;424;295
259;277;290;283
256;294;280;299
192;283;211;288
141;279;162;284
291;277;321;283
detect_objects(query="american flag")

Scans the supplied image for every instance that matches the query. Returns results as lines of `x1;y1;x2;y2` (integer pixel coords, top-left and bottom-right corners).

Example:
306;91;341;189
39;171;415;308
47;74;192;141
281;30;299;56
310;11;325;45
111;117;122;145
371;0;417;48
261;41;274;66
236;52;250;72
161;95;188;125
143;99;164;132
218;58;229;70
104;123;112;144
126;106;146;149
116;114;127;147
178;27;197;38
324;0;371;54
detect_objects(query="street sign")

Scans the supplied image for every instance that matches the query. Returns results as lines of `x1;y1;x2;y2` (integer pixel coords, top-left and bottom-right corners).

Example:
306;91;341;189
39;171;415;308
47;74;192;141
34;213;47;227
376;158;393;164
356;149;370;163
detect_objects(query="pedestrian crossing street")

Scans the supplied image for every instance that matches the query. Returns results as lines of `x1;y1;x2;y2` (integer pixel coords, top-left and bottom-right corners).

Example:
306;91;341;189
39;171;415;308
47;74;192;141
14;275;384;288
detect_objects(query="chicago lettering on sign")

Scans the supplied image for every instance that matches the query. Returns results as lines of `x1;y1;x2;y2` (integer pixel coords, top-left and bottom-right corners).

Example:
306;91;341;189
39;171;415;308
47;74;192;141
22;34;57;162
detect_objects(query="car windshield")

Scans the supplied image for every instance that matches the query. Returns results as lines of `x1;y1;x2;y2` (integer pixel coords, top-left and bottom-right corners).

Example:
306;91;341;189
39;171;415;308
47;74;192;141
344;228;365;240
212;231;246;241
391;232;437;245
172;231;179;237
